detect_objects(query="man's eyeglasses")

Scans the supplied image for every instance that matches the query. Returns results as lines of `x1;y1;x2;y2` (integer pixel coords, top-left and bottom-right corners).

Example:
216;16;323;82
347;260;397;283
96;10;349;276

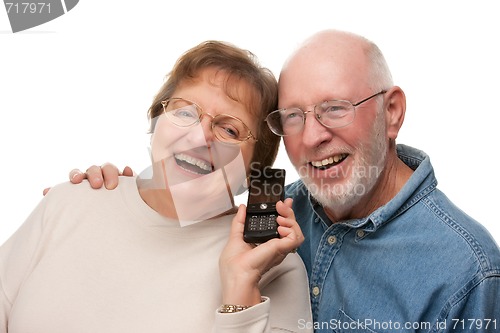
265;90;386;136
161;98;257;145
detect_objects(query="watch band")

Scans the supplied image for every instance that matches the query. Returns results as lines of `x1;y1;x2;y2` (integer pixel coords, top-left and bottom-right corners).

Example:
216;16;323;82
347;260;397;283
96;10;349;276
218;304;251;313
218;298;265;314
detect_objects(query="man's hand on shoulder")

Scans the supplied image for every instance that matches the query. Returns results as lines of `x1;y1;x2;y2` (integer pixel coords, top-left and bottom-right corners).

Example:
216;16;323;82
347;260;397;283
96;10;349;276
43;163;134;196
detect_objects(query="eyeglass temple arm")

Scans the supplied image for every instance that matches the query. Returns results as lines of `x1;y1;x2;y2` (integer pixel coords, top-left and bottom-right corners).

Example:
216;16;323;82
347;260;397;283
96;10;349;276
352;90;387;107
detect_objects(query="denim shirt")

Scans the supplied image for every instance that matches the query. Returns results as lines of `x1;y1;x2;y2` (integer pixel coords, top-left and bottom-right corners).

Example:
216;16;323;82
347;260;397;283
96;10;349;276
286;144;500;333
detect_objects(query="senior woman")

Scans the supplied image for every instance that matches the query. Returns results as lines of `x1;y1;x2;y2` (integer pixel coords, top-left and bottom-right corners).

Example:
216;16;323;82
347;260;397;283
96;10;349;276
0;41;312;332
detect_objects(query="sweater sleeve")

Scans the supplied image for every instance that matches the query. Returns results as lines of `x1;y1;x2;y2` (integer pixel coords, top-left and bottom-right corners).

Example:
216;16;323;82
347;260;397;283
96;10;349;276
0;196;49;333
212;253;313;333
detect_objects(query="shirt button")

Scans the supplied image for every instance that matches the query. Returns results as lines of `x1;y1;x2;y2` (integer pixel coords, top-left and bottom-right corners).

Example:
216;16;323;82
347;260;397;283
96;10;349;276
356;230;365;238
327;235;337;245
312;286;320;297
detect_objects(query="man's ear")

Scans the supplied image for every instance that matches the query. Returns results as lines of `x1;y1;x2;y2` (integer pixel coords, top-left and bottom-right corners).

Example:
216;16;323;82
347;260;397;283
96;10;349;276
384;86;406;140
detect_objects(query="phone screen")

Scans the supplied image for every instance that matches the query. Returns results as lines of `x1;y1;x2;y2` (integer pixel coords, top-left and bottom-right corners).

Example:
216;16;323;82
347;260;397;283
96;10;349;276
247;168;286;213
243;168;286;243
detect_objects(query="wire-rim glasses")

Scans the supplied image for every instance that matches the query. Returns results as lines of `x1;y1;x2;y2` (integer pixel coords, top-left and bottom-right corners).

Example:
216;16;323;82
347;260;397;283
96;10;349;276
161;98;257;145
265;90;386;136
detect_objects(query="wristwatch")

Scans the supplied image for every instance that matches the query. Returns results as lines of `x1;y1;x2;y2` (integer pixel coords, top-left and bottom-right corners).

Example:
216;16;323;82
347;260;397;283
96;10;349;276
218;304;252;313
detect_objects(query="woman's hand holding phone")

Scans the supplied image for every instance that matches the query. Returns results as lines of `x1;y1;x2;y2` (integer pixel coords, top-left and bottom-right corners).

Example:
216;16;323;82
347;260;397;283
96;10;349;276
219;199;304;306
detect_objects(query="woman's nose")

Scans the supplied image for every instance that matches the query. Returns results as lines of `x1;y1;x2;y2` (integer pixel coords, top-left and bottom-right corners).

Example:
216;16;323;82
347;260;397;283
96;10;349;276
199;114;216;143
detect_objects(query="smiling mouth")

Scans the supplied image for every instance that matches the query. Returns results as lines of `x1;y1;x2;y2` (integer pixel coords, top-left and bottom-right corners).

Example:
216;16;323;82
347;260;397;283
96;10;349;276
310;153;348;170
174;153;213;175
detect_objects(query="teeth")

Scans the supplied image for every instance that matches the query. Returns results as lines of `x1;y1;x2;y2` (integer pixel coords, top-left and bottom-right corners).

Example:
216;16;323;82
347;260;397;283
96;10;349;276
174;153;212;172
311;154;347;167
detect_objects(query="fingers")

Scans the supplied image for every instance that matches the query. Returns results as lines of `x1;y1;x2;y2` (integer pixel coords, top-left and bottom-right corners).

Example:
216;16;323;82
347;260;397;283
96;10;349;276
221;203;300;283
101;163;121;190
276;199;295;222
228;203;302;255
272;198;304;252
84;165;105;189
69;168;87;184
283;197;294;207
235;204;246;225
48;167;86;196
229;205;246;239
122;166;134;177
68;163;132;191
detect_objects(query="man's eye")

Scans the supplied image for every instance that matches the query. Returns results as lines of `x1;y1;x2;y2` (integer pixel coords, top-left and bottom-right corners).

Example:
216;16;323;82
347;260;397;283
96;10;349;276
324;105;346;112
322;105;350;118
282;109;303;122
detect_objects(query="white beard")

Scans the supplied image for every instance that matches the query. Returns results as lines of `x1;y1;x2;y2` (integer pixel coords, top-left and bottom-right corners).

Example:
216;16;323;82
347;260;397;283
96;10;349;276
301;111;387;215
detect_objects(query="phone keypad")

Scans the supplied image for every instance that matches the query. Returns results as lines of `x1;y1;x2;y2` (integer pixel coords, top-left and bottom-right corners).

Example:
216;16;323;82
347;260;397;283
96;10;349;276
247;214;277;231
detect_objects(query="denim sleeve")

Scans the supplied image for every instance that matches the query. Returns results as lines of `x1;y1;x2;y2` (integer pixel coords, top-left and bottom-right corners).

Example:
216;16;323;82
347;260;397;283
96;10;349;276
439;275;500;332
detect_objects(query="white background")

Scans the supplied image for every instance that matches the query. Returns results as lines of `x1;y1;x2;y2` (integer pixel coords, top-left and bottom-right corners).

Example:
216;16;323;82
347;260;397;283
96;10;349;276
0;0;498;245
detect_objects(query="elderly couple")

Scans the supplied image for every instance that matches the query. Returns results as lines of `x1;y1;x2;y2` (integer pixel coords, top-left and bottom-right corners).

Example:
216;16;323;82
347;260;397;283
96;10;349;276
2;29;499;333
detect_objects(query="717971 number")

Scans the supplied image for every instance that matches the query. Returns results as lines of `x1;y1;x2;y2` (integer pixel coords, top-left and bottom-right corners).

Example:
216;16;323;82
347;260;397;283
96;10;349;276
451;319;497;330
5;2;51;14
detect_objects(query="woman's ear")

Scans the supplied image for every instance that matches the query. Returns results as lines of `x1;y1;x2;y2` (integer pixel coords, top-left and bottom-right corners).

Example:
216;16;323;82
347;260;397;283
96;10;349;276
384;86;406;140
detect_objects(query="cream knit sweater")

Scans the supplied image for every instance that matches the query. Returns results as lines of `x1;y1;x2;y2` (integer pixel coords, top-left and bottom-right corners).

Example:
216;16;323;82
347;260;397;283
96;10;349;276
0;177;312;332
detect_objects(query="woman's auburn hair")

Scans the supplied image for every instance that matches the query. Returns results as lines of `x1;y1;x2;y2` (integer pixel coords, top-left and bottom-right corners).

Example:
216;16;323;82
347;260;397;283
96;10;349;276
148;40;280;169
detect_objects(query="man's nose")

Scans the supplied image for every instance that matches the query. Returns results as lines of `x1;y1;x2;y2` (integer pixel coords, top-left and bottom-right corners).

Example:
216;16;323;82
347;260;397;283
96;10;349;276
301;111;333;147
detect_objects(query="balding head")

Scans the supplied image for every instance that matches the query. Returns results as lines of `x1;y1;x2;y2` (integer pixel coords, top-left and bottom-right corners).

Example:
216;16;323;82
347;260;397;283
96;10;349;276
283;30;369;72
278;29;392;109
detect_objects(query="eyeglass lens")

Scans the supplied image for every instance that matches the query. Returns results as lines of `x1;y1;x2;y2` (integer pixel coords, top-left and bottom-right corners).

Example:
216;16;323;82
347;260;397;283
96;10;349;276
267;100;354;136
162;99;251;144
267;91;384;136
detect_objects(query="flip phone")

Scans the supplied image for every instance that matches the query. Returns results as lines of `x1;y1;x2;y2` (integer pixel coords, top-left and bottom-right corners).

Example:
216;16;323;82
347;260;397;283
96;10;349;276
243;168;286;243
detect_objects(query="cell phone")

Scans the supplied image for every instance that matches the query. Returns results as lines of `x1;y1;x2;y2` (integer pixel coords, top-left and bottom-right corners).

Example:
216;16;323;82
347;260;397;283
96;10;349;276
243;168;286;243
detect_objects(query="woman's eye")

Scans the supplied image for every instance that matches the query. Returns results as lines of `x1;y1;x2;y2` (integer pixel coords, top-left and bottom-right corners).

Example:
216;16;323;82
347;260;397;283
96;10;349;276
172;108;198;118
222;126;238;138
214;120;241;139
